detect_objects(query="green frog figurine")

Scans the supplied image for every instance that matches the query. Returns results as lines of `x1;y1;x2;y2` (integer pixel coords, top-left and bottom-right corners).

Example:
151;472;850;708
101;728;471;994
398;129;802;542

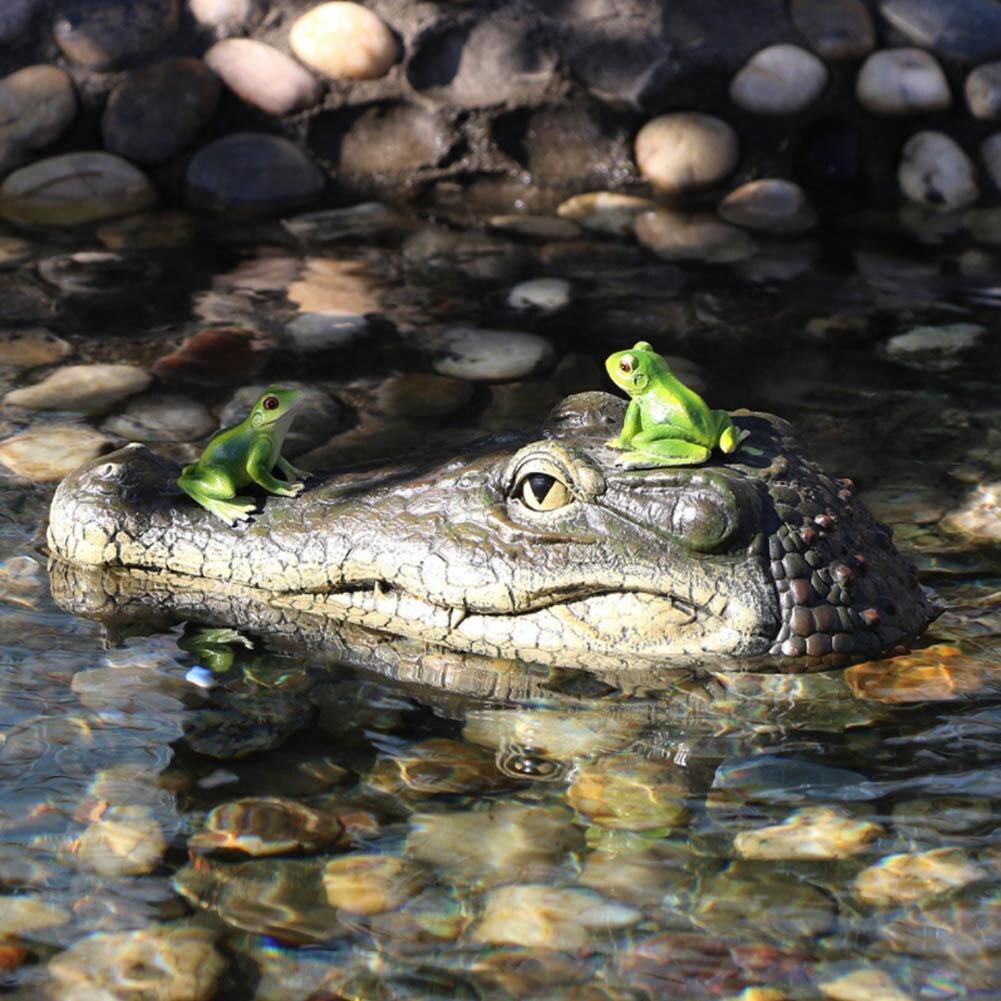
605;341;749;467
177;386;310;525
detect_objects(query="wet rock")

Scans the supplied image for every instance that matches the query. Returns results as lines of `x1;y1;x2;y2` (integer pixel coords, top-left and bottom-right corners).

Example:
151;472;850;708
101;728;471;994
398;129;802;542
0;896;69;935
5;363;150;414
818;968;916;1001
0;237;32;269
879;0;1001;63
285;312;370;352
981;132;1001;191
189;0;265;32
0;555;47;609
579;845;694;907
966;62;1001;119
507;277;572;313
369;372;473;418
402;226;527;283
718;179;817;234
556;191;658;237
430;327;555;382
37;251;160;297
567;754;689;831
856;848;985;906
219;382;340;455
737;240;819;282
0;424;112;482
97;212;195;250
53;0;179;70
730;44;828;115
0;0;40;42
187;133;325;215
844;645;992;703
407;11;555;106
734;806;883;860
0;65;76;173
287;257;379;316
0;152;156;227
892;796;994;838
102;58;220;164
899;132;979;211
635;209;756;263
791;0;875;59
0;328;70;370
290;1;397;80
883;321;984;369
76;804;167;877
634;113;739;194
407;803;583;885
191;797;344;856
855;49;951;115
71;665;195;713
102;393;217;443
941;483;1001;545
49;925;225;1000
283;202;407;244
152;327;269;387
323;855;427;914
488;215;582;241
480;377;562;431
368;738;513;797
473;885;640;950
206;38;322;116
185;692;315;758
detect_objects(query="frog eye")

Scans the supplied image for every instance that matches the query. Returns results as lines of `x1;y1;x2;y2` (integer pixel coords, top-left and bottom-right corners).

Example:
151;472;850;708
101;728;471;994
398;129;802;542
516;472;573;512
619;355;636;374
263;395;280;411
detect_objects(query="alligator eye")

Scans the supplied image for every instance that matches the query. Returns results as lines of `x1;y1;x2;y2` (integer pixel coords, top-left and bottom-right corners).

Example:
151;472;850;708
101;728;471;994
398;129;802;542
672;491;737;552
96;462;118;479
518;472;572;512
619;355;635;374
263;395;280;410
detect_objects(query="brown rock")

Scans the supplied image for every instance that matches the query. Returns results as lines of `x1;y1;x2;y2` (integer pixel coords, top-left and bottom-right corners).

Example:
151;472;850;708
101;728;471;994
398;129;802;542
0;65;76;173
792;0;876;59
53;0;179;70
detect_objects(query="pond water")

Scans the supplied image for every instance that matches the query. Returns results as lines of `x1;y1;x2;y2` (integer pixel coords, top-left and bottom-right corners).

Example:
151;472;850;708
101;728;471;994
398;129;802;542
0;206;1000;1000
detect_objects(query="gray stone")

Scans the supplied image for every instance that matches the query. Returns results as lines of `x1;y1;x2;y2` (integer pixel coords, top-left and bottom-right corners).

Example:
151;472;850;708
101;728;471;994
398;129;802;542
883;323;985;369
791;0;875;59
430;327;555;382
102;58;220;164
879;0;1001;63
966;62;1001;119
53;0;179;70
982;132;1001;190
718;179;817;234
219;383;341;456
102;393;217;443
635;209;757;264
507;278;572;313
284;312;370;352
37;252;160;297
856;49;951;115
730;44;828;115
0;0;40;43
0;65;76;173
187;133;326;215
205;39;322;116
898;132;979;211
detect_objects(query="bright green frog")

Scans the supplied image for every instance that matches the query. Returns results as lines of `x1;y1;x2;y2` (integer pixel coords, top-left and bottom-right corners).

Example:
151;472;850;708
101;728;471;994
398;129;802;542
177;386;310;525
605;341;749;467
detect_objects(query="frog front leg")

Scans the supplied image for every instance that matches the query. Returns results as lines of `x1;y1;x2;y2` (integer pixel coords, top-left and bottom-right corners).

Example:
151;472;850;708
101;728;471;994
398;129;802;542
615;424;711;468
276;455;312;482
606;399;643;449
247;440;305;497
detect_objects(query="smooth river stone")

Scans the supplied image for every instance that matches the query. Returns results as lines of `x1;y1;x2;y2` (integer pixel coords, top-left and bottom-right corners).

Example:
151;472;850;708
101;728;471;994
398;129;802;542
189;0;265;32
791;0;875;59
730;44;828;115
431;327;555;381
76;804;167;877
818;968;916;1001
0;65;76;172
983;132;1001;192
53;0;179;70
718;179;817;234
5;363;151;413
289;2;398;80
205;38;322;115
187;133;325;214
556;191;658;236
323;855;427;914
855;848;986;906
879;0;1001;63
734;806;883;860
635;209;756;264
966;63;1001;119
0;0;41;42
856;49;951;115
0;425;112;482
102;58;220;164
941;483;1001;546
102;393;217;443
0;152;156;226
0;328;71;370
898;132;979;211
634;112;739;194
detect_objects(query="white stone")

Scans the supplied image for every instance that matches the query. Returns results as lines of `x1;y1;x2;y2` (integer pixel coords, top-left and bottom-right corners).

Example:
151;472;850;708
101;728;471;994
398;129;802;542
634;112;739;194
730;44;828;115
967;62;1001;120
883;322;984;369
205;39;322;115
855;848;985;906
507;277;571;313
734;807;883;861
899;132;979;211
76;804;167;877
4;363;151;413
856;49;951;115
635;209;756;263
101;393;217;443
718;179;817;234
0;328;71;369
0;425;112;482
941;483;1001;544
289;2;398;80
431;327;555;381
556;190;658;236
189;0;264;30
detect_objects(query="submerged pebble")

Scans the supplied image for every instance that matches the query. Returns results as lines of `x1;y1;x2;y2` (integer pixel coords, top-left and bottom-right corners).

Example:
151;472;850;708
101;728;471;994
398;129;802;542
76;804;167;877
734;806;883;860
323;855;428;914
855;847;986;906
882;322;984;369
191;797;344;856
635;210;756;263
